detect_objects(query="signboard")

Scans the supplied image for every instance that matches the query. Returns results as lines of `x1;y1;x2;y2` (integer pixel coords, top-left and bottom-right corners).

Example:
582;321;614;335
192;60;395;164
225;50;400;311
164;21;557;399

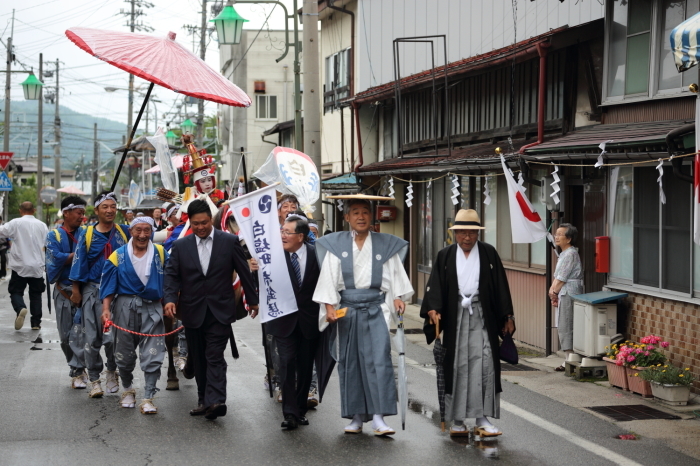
40;186;57;204
0;172;13;191
0;152;14;171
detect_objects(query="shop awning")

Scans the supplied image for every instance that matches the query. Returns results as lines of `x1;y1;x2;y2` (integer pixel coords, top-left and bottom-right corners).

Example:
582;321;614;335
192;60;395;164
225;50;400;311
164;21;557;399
671;11;700;72
521;120;691;162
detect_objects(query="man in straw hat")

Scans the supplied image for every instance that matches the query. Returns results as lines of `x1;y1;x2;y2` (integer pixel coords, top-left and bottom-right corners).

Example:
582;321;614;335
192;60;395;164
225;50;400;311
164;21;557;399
70;191;130;398
100;216;169;414
314;195;413;436
420;209;515;437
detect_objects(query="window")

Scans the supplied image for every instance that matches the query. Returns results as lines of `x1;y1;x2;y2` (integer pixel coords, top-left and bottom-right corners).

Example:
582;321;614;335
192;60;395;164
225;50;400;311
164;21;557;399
605;0;699;102
255;95;277;120
622;167;692;294
324;48;351;113
609;167;634;280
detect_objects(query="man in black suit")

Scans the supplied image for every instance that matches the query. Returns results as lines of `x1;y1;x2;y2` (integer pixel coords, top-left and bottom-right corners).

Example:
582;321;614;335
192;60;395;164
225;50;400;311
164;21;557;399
266;214;320;430
163;200;259;420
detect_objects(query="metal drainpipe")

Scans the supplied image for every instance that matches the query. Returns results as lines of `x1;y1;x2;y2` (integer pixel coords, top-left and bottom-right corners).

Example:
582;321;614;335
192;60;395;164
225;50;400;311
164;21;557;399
352;101;363;172
519;42;550;154
666;123;695;183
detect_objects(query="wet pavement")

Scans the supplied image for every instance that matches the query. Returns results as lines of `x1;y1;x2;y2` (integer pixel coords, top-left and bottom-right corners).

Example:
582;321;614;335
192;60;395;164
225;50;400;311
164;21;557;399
1;281;699;466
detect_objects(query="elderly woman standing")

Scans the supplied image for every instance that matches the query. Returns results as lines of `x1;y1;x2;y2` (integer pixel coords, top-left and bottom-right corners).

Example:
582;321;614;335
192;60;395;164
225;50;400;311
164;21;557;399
549;223;583;371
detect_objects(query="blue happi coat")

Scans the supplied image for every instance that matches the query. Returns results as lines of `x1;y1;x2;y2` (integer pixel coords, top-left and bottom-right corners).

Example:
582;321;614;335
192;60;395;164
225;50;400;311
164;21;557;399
100;243;169;301
46;227;85;286
69;224;130;284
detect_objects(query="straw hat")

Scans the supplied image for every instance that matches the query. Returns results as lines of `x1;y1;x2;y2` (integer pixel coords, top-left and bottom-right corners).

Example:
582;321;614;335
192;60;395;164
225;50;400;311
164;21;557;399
449;209;485;230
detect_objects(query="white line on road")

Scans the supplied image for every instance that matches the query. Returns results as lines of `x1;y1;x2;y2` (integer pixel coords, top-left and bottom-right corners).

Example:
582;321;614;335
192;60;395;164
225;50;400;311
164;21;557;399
401;352;643;466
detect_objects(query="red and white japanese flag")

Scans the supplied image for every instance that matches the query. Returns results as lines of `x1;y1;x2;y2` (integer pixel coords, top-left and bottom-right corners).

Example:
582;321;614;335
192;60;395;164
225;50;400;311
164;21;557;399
694;96;700;245
228;183;298;322
500;156;550;243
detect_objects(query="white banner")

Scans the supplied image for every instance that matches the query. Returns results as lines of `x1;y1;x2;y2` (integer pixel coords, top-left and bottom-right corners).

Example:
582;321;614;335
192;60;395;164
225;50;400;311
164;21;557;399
500;156;550;244
229;184;298;323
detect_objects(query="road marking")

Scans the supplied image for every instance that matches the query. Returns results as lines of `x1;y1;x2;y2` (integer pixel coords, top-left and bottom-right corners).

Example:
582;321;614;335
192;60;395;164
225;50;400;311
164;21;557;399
401;351;642;466
501;401;643;466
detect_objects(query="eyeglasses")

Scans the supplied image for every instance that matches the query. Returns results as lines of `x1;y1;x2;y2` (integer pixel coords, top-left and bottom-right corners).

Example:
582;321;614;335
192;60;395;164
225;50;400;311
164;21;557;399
280;230;301;236
455;230;479;237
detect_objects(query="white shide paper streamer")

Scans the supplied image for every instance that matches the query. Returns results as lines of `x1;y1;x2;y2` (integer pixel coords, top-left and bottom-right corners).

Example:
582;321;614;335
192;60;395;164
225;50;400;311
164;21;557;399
596;140;613;168
450;175;460;205
406;182;413;207
656;158;666;204
550;163;560;206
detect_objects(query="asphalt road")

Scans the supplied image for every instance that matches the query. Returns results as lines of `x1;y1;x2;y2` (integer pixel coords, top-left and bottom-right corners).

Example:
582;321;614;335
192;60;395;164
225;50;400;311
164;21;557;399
0;282;696;466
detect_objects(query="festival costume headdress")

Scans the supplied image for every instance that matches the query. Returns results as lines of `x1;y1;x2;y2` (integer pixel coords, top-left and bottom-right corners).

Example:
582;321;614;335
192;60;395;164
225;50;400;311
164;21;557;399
181;134;216;185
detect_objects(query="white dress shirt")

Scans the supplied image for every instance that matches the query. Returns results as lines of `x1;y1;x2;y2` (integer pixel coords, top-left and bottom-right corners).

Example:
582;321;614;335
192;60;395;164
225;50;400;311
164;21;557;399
290;242;307;282
0;215;49;278
196;228;215;275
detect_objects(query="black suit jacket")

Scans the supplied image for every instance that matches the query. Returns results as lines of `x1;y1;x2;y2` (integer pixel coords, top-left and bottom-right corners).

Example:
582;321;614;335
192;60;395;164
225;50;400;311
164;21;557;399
266;243;321;340
163;229;259;328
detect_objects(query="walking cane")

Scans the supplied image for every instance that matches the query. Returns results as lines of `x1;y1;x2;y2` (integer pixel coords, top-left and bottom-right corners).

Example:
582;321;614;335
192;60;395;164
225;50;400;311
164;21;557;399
436;318;444;432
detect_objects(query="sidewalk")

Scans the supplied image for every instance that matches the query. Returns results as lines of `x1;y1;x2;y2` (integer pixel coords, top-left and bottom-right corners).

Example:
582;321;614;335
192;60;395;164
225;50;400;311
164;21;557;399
403;303;700;461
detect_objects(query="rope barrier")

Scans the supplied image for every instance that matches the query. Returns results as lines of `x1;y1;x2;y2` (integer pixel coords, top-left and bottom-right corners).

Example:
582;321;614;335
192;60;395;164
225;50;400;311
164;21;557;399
103;320;184;338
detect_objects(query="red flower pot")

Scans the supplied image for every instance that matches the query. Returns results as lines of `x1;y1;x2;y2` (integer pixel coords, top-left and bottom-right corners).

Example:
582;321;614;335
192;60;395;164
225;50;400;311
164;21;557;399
626;366;653;398
603;357;629;391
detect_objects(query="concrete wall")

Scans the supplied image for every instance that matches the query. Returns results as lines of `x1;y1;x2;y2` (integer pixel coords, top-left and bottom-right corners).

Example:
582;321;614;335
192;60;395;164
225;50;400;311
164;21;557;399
218;29;299;182
356;0;604;92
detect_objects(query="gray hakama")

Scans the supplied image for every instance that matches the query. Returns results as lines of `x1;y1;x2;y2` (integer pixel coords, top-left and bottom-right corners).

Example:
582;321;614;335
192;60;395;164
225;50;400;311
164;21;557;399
445;297;500;421
53;284;86;377
82;282;116;381
112;295;166;398
337;288;396;422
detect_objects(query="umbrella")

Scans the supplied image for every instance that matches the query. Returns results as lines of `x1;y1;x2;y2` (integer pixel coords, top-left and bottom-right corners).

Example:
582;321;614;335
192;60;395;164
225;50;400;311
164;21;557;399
57;186;86;195
144;155;184;174
671;11;700;72
314;324;337;403
393;315;408;430
65;27;251;192
433;317;447;432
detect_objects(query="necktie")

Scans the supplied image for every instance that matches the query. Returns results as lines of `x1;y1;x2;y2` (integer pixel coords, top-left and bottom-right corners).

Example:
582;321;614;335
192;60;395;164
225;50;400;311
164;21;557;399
291;252;302;286
199;236;211;275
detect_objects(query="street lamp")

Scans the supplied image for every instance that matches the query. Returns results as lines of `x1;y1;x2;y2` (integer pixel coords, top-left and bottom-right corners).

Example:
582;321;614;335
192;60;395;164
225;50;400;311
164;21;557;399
21;72;44;100
166;129;178;146
210;1;249;45
180;118;195;135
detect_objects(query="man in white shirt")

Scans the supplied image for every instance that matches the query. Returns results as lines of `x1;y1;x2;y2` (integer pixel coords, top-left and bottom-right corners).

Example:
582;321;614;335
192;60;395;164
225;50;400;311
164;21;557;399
0;202;49;330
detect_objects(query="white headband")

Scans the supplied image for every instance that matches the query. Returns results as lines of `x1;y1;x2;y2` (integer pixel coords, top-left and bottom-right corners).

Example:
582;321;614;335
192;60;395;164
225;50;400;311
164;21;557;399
61;203;87;213
167;205;180;218
94;192;117;207
130;217;155;228
308;222;318;229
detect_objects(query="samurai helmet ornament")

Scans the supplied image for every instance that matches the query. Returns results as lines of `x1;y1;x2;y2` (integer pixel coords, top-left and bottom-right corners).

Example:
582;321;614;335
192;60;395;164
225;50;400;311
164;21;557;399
181;134;215;184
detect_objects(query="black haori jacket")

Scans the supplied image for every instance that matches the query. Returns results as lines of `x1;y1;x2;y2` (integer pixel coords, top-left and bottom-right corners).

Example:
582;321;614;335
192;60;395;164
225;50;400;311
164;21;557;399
420;241;514;395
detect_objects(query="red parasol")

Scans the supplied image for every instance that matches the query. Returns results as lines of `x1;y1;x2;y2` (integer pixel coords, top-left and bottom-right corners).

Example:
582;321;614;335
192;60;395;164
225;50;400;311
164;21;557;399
57;186;87;195
65;27;252;191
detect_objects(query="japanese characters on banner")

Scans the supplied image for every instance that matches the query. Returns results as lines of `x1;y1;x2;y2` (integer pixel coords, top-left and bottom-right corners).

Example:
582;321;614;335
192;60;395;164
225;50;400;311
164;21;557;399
228;183;298;323
253;147;320;214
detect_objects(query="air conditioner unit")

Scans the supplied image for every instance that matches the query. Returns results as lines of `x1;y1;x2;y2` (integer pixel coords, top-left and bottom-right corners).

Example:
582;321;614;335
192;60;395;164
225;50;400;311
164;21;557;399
572;300;617;357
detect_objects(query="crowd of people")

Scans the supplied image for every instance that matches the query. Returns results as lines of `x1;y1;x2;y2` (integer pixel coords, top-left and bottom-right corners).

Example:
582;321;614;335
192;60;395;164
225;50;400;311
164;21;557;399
2;189;519;437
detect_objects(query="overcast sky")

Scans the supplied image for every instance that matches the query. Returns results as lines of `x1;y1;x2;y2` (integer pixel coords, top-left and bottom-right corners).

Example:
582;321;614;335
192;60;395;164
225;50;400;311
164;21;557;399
1;0;296;132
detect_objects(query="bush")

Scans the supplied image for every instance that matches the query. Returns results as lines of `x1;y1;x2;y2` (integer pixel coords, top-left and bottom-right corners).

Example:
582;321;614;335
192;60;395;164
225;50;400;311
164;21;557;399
639;364;696;387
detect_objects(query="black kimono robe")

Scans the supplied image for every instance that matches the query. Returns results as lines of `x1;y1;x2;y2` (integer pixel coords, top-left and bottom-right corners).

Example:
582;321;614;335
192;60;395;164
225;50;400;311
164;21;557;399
420;241;514;395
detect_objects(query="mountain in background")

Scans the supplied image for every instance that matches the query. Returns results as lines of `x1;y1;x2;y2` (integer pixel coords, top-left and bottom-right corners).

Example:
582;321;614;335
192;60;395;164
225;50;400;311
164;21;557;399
0;99;128;169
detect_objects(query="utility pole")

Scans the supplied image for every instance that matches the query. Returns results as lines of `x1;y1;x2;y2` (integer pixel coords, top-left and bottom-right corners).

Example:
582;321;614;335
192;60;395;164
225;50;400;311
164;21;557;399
120;0;154;168
53;59;61;211
37;53;43;220
92;123;98;202
2;10;14;218
302;0;321;219
197;0;207;147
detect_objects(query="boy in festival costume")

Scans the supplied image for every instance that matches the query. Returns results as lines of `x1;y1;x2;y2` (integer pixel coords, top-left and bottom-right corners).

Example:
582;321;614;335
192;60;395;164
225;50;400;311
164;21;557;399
46;196;88;389
181;134;227;206
100;217;169;414
70;191;130;398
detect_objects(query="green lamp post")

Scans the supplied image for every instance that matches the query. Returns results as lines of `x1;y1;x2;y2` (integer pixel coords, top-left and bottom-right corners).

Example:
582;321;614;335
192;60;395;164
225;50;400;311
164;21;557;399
21;72;44;100
210;1;249;45
165;129;178;146
180;118;195;135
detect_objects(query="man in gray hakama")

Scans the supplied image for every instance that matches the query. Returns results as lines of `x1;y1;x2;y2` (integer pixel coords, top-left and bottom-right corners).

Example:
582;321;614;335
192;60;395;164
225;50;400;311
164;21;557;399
314;198;413;436
421;209;515;437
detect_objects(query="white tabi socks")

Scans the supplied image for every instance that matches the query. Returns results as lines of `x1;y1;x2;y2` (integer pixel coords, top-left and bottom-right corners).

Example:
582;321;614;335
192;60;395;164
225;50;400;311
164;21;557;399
476;416;501;435
344;414;363;433
372;415;395;435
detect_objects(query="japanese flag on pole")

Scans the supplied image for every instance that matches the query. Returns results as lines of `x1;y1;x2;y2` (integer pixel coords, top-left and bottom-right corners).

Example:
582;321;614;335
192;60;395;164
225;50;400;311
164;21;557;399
500;156;550;243
694;96;700;245
228;183;298;323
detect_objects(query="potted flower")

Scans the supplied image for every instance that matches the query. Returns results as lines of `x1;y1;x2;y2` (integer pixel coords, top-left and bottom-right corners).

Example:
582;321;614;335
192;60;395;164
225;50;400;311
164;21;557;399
615;335;668;398
639;365;696;406
603;342;630;391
